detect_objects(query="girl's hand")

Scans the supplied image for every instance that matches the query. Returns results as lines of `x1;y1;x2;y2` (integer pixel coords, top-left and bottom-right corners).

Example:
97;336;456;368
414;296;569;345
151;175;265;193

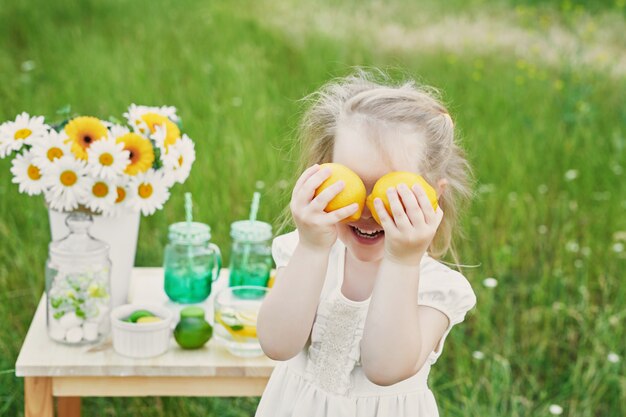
290;164;359;251
373;183;444;265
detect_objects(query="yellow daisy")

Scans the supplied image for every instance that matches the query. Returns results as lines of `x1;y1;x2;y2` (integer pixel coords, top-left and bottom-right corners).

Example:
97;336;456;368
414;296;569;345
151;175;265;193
64;116;108;160
140;113;181;148
116;133;154;175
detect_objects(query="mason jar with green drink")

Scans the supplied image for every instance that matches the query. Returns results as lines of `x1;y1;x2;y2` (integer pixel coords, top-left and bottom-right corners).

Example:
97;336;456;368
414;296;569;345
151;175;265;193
228;219;273;299
163;193;222;303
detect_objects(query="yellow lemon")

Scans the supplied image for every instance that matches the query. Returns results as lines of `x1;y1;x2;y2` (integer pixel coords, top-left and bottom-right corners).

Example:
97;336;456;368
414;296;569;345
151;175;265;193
313;163;366;223
136;316;162;323
267;270;276;288
366;172;438;225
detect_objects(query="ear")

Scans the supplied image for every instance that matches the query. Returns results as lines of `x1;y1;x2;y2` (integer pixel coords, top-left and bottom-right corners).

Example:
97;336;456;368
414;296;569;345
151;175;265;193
436;178;448;198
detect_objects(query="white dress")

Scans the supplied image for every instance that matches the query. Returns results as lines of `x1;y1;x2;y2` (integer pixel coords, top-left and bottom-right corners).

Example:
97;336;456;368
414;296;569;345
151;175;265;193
255;230;477;417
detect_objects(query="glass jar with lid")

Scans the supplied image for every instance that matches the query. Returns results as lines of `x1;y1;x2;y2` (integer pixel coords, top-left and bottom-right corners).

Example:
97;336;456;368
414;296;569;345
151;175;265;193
228;220;273;298
163;221;222;303
46;212;112;345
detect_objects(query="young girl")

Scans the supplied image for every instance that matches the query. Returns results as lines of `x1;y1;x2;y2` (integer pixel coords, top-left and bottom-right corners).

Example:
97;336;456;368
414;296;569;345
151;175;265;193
255;70;477;417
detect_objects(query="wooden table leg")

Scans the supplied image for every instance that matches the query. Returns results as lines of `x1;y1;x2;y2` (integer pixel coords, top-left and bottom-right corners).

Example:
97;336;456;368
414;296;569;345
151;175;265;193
57;397;81;417
24;377;53;417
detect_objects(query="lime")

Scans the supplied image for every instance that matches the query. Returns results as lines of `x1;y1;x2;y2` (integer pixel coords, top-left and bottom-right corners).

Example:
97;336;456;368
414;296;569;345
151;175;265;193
128;309;155;323
174;317;213;349
180;306;205;320
136;316;162;323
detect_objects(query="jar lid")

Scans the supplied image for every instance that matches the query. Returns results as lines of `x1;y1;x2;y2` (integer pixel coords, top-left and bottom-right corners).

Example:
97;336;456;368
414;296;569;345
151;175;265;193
49;212;109;262
230;220;272;242
168;222;211;244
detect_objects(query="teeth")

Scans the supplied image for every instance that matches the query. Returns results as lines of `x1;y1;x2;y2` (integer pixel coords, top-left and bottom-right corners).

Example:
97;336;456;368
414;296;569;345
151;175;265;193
351;226;383;237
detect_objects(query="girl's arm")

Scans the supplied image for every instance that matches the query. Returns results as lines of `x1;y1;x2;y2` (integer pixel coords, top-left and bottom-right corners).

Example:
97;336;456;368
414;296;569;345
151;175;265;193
257;164;359;361
360;183;449;386
360;258;449;386
257;242;332;361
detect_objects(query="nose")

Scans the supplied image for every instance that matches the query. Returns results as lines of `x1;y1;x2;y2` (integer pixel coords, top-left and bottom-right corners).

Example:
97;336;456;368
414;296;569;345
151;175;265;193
361;201;373;219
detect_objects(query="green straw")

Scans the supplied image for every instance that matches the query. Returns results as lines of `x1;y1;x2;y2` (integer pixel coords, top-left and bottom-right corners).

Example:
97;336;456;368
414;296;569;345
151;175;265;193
242;191;261;267
249;192;260;222
184;192;194;271
185;192;193;224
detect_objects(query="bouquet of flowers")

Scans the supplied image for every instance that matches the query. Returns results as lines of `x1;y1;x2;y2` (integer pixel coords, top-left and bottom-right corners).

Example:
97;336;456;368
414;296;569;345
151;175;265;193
0;104;195;216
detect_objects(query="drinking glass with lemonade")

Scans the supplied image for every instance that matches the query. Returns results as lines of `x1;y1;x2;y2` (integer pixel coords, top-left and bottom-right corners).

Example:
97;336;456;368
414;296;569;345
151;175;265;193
213;285;269;357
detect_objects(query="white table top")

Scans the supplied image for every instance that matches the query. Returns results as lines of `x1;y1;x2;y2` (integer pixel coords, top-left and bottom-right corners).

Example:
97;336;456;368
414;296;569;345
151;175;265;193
15;267;278;377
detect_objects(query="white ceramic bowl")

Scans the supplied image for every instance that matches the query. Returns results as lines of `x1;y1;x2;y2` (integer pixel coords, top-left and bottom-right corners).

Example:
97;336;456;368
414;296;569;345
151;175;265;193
110;304;173;358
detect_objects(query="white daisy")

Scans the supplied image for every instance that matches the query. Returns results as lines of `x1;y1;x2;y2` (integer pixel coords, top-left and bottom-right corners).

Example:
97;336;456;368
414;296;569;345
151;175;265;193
86;136;130;179
31;129;72;171
44;156;89;212
161;133;195;185
124;104;180;126
9;149;46;195
83;176;118;214
0;112;49;158
150;123;168;155
108;123;130;140
104;178;137;217
128;169;170;215
124;104;181;149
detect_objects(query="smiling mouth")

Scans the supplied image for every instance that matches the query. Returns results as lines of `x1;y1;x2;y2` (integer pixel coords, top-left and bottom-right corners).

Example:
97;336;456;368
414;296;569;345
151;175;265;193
349;225;384;239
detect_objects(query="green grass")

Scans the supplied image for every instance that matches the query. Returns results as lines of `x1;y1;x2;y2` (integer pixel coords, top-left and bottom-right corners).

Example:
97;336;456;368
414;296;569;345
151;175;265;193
1;0;625;416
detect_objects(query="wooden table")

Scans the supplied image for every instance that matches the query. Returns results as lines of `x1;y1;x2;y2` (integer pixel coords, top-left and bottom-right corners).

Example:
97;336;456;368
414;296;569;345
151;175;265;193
15;267;278;417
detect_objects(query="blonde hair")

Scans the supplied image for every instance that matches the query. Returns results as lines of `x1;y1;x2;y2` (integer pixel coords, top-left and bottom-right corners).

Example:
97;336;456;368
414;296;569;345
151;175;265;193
275;69;475;271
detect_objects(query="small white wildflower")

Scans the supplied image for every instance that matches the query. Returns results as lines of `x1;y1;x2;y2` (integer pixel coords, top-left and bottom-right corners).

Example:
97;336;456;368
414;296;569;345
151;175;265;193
564;169;578;181
574;259;583;268
277;179;289;190
472;351;485;360
581;247;591;257
552;302;564;311
610;163;622;175
255;180;265;190
607;352;620;363
477;183;495;194
549;404;563;415
483;277;498;288
612;243;624;253
538;225;548;234
21;60;36;72
565;241;580;253
537;184;548;194
508;192;518;202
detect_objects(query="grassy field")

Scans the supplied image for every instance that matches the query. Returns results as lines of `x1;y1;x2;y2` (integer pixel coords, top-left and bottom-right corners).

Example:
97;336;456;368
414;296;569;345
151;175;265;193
1;0;625;416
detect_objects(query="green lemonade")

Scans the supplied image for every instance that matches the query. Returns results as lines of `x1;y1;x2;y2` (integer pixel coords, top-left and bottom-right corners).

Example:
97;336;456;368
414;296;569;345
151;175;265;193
164;266;213;303
229;267;269;299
